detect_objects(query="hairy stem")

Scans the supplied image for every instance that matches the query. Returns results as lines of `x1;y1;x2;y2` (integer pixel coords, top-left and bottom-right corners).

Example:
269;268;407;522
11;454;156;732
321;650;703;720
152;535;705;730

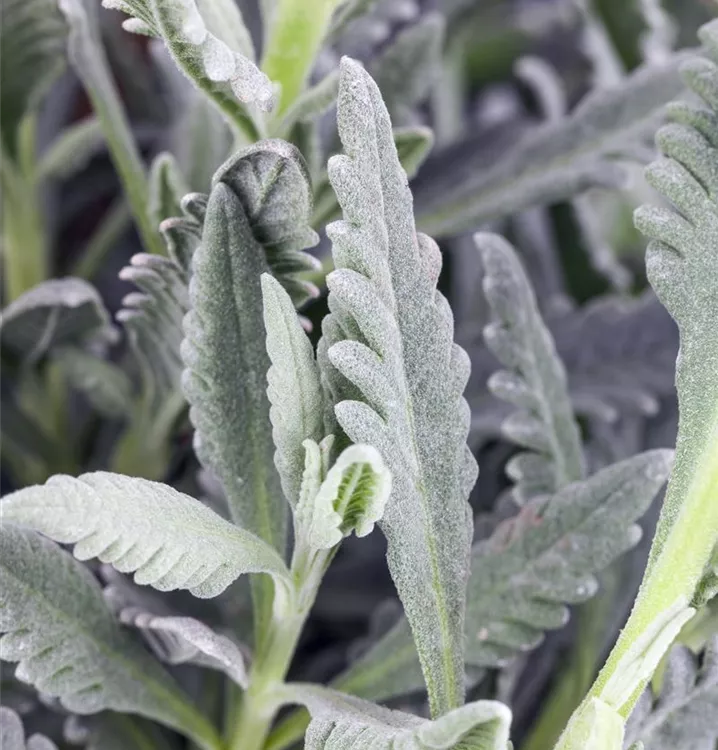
228;541;335;750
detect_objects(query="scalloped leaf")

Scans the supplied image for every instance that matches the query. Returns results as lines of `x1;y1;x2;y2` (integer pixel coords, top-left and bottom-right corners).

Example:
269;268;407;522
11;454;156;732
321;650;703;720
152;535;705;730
625;636;718;749
117;609;249;688
0;278;117;361
477;232;585;504
319;57;477;716
103;0;273;135
0;707;58;750
1;472;292;599
0;0;67;158
416;52;690;237
280;685;512;750
0;525;220;750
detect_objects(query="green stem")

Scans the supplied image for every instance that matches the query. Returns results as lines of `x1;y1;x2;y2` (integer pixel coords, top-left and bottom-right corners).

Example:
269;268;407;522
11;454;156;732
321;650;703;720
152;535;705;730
72;199;131;280
2;116;48;301
261;0;341;117
228;541;334;750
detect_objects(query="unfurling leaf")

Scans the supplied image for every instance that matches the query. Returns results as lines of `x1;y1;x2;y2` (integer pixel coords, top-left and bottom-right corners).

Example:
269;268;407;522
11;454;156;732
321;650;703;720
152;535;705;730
0;525;220;750
1;472;292;599
279;684;512;750
295;442;391;549
320;57;477;715
117;610;249;688
476;232;585;504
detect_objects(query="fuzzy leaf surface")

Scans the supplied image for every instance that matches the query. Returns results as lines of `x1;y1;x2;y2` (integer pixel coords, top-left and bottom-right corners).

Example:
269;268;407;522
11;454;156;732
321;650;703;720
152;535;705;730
321;57;477;715
625;637;718;749
0;707;58;750
0;279;116;360
477;232;585;504
0;525;219;749
1;472;292;599
117;609;249;688
104;0;273;135
262;273;324;507
416;53;689;237
0;0;66;157
280;685;512;750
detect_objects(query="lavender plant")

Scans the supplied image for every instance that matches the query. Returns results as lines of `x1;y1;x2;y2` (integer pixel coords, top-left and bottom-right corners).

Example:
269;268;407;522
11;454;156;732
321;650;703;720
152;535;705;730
1;2;717;750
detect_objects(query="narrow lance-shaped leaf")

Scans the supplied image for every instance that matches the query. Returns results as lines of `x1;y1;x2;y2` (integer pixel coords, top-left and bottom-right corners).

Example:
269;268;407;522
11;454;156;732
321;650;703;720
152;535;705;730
262;273;324;507
0;0;67;158
148;151;189;230
415;52;690;237
0;525;221;750
181;139;319;644
476;233;585;504
320;57;478;716
1;707;58;750
1;472;293;600
277;684;512;750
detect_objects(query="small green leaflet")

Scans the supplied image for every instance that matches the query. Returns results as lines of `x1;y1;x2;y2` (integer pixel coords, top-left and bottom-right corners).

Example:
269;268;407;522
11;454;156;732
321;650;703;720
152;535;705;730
320;57;477;716
278;684;512;750
1;472;292;599
0;525;220;750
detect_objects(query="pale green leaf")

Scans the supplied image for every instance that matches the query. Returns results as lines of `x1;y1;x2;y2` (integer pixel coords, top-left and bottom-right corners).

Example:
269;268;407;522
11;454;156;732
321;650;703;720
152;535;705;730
261;273;324;507
37;117;104;181
0;0;66;158
327;0;379;41
0;525;220;750
633;20;718;592
279;684;512;750
104;0;274;137
0;707;58;750
416;52;690;237
370;14;445;125
625;637;718;749
58;0;164;257
194;0;254;60
476;232;585;504
1;472;292;599
117;609;249;688
0;278;117;361
295;442;391;549
53;347;134;418
276;70;340;138
320;57;477;715
149;151;190;230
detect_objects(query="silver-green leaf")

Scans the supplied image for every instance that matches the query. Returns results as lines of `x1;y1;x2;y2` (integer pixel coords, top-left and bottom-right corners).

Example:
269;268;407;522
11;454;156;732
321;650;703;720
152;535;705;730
476;232;585;504
0;525;220;750
1;472;292;599
320;57;477;715
279;684;512;750
0;707;58;750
